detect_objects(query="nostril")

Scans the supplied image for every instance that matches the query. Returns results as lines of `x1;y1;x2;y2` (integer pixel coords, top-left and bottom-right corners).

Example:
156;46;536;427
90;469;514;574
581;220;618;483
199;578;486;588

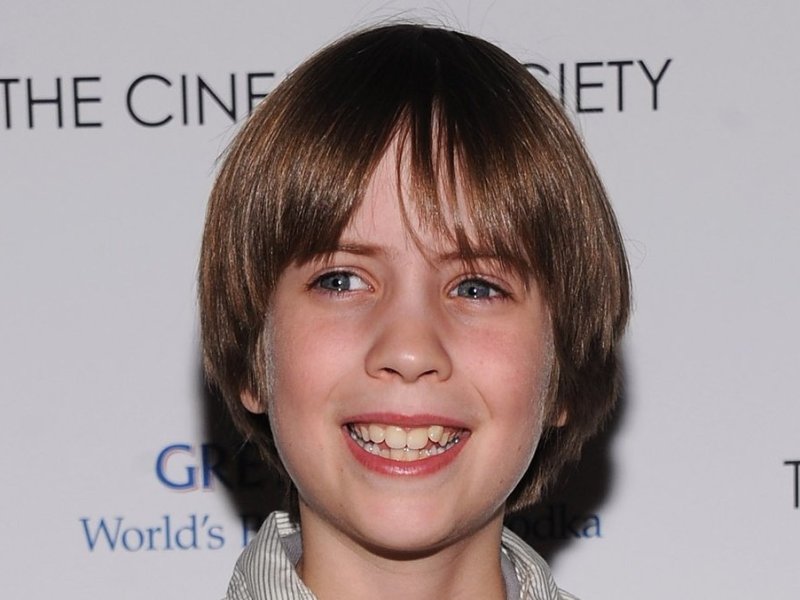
380;366;439;380
380;367;402;377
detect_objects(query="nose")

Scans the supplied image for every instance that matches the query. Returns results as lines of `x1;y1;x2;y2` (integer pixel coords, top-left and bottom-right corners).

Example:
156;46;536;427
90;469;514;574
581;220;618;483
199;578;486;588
364;306;453;383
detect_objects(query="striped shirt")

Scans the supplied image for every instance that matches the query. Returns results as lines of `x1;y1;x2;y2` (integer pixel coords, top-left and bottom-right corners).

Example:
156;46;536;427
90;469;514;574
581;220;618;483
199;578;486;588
224;511;578;600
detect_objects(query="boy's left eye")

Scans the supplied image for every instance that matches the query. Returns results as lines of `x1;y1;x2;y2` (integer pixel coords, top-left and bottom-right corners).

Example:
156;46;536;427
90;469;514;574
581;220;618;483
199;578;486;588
451;278;506;300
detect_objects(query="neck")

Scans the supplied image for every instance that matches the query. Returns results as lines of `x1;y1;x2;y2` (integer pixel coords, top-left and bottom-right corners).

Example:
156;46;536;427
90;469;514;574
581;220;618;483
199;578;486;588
296;507;508;600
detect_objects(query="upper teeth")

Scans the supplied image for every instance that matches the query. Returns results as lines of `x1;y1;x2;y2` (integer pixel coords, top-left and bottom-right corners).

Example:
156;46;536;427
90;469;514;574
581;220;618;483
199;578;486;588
350;423;459;451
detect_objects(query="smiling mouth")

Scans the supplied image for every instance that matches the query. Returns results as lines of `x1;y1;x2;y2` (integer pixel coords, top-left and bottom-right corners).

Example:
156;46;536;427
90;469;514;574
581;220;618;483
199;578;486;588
347;423;465;462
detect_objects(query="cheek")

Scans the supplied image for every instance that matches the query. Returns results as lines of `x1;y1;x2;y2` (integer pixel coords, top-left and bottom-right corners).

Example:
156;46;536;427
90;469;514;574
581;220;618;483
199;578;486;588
267;310;364;442
473;321;552;396
494;331;552;480
271;312;350;392
465;320;553;442
265;322;336;486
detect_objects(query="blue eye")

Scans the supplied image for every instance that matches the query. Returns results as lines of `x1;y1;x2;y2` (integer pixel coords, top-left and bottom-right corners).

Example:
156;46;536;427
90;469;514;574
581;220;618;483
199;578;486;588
453;278;504;300
313;271;369;293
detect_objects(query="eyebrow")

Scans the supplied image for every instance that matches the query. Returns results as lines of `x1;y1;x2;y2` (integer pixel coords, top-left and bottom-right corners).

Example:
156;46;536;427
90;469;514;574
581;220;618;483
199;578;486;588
435;249;504;263
332;241;503;264
333;242;385;257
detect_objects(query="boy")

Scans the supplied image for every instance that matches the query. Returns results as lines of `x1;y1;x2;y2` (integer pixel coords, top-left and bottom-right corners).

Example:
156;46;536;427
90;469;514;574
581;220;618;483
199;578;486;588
199;24;629;600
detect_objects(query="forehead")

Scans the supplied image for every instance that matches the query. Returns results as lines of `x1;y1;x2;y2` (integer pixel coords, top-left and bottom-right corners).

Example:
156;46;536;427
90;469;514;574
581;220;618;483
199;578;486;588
341;141;479;260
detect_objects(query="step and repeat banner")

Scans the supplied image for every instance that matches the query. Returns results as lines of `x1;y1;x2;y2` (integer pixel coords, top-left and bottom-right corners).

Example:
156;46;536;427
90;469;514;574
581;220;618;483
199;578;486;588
1;1;797;598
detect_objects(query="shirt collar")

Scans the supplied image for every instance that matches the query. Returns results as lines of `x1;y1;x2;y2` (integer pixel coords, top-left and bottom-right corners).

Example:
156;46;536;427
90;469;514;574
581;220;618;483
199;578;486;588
228;511;572;600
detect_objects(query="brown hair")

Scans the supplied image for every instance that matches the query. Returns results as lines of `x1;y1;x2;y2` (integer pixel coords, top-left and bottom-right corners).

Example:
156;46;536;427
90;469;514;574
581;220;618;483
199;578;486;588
199;24;630;511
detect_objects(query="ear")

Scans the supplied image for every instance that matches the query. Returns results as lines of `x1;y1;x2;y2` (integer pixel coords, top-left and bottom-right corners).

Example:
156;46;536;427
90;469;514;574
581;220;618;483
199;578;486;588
240;389;265;414
552;407;568;428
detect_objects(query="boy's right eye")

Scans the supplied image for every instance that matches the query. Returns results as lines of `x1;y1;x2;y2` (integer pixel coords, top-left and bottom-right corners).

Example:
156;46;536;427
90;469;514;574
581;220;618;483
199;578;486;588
312;271;370;293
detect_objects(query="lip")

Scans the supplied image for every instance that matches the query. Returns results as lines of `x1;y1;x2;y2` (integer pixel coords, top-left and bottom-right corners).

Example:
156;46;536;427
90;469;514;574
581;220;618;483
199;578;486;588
341;412;470;429
342;414;470;477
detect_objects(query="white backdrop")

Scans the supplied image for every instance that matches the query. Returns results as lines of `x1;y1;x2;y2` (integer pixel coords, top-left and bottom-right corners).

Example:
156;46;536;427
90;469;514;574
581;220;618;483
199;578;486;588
1;1;798;598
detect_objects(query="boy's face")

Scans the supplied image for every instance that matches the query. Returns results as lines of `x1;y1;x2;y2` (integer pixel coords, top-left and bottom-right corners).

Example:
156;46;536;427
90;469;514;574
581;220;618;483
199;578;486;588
253;144;553;557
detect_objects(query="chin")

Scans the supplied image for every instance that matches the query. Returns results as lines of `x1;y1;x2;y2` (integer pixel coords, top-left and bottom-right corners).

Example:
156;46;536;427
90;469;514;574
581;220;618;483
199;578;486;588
347;496;503;557
353;519;462;558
